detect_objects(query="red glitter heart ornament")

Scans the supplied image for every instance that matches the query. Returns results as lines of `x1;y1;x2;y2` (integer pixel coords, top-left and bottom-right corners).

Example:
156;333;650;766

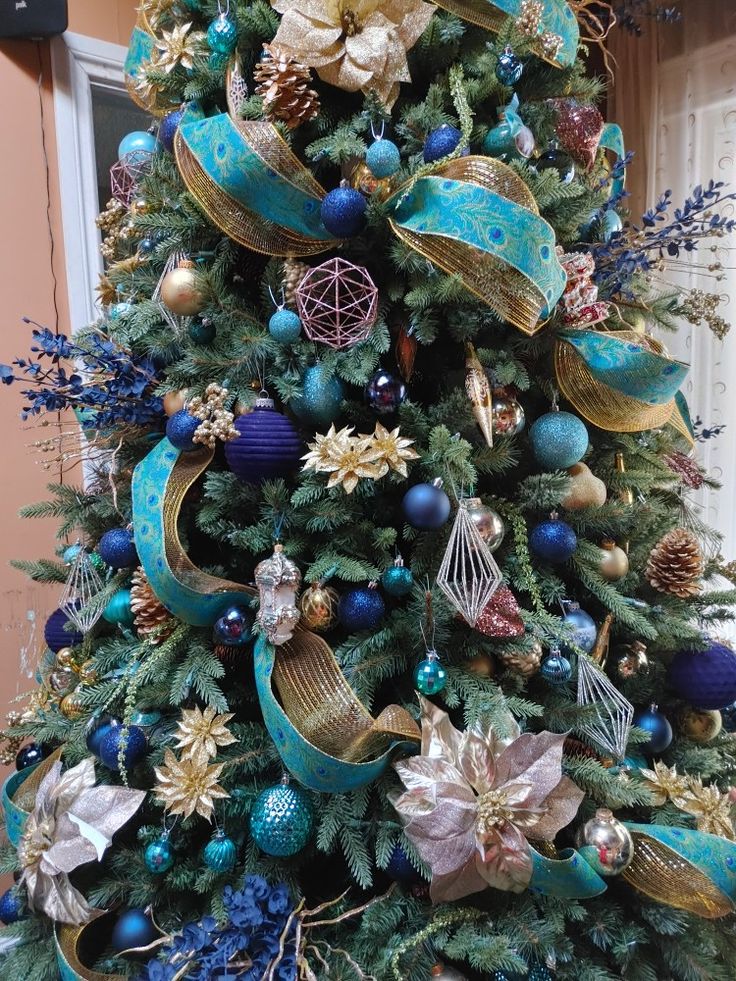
474;585;525;638
554;100;604;171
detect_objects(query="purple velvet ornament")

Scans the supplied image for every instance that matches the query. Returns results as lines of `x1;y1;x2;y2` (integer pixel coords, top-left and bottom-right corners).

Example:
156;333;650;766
44;607;84;652
224;397;303;483
668;641;736;710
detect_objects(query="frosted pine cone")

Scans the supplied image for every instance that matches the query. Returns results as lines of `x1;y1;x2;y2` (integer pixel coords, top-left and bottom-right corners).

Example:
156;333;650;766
254;44;320;130
645;528;704;598
130;567;175;643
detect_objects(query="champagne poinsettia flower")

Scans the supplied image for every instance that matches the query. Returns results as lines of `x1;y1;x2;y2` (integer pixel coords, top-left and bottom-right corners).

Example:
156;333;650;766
270;0;435;107
392;697;584;903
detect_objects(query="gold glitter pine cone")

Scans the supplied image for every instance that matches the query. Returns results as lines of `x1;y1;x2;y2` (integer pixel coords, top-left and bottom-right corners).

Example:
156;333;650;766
497;641;542;678
281;258;311;306
130;567;175;643
254;44;320;130
645;528;704;598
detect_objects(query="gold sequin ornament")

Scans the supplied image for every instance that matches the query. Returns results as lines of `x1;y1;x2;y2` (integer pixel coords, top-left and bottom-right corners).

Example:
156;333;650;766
299;581;340;632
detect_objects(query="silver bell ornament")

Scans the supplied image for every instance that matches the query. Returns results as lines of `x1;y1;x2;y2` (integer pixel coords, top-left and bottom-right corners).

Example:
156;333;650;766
466;498;505;552
577;807;634;876
255;543;301;645
429;964;469;981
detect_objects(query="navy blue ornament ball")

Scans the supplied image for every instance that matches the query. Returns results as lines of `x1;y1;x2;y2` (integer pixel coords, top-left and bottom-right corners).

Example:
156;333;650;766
536;147;576;184
530;518;577;563
561;604;597;654
529;411;588;470
213;605;253;647
188;317;217;345
402;482;451;530
423;125;467;163
496;47;524;86
0;888;23;925
166;409;200;452
158;107;185;152
224;397;302;483
320;185;367;238
365;369;406;415
98;527;138;569
111;908;159;956
385;842;422;886
338;587;386;632
668;641;736;710
16;743;46;771
633;705;672;754
100;724;148;772
86;715;121;757
44;607;84;652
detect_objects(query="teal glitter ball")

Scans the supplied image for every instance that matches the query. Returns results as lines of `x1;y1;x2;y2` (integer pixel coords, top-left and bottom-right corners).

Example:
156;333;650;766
381;564;414;597
204;830;238;872
249;781;313;857
63;543;83;565
102;589;135;627
365;138;401;178
144;836;174;875
207;13;237;54
291;364;345;426
269;309;302;344
188;318;216;345
414;653;447;696
529;411;589;470
540;652;572;685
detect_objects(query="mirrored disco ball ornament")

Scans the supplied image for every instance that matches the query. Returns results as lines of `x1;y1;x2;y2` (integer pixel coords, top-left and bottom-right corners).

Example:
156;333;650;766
296;257;378;350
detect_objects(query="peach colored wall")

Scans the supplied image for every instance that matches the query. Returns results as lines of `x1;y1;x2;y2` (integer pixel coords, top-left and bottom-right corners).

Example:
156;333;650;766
0;2;138;775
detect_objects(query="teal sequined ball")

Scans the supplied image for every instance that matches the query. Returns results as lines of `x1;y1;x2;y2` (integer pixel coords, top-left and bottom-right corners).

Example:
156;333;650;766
381;557;414;597
144;834;174;875
249;780;313;857
203;830;237;872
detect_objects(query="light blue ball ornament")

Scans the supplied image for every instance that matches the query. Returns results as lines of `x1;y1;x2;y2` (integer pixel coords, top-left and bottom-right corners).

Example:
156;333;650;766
633;705;672;754
602;210;623;241
561;603;597;654
110;301;133;321
63;543;83;565
540;651;572;685
207;12;237;54
269;308;302;344
249;778;313;857
204;829;237;872
530;516;577;563
291;364;345;426
529;410;589;470
414;651;447;696
118;130;156;161
144;834;174;875
103;589;135;628
366;138;401;178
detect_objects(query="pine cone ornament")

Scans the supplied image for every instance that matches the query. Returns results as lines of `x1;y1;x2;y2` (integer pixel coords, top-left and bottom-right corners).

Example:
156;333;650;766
281;258;310;306
130;567;175;643
497;640;542;678
646;528;704;598
254;44;320;130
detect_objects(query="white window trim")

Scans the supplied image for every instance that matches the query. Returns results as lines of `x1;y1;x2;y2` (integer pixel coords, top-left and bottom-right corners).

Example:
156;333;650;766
51;31;129;334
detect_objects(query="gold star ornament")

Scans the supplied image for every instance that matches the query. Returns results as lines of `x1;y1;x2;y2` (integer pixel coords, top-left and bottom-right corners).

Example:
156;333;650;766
174;705;237;762
154;748;229;821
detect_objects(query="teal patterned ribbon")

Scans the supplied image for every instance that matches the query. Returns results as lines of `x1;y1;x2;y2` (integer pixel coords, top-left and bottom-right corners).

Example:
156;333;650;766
529;846;608;898
600;122;625;199
1;765;34;847
558;329;688;404
124;26;153;87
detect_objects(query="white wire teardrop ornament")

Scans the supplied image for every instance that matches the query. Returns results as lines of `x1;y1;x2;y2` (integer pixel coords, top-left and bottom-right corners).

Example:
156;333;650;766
59;544;105;634
576;656;633;760
153;251;192;335
436;498;502;626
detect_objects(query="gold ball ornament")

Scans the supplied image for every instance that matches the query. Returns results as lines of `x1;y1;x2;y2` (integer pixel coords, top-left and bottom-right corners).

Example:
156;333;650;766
160;260;205;317
680;708;722;744
466;653;495;678
465;498;505;551
299;582;339;632
163;389;188;416
598;540;629;581
59;691;86;720
78;660;100;685
130;196;152;216
349;161;395;200
616;641;649;679
561;462;607;510
55;647;75;668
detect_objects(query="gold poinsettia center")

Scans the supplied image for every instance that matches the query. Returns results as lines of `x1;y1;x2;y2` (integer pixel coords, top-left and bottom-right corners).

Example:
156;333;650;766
19;816;54;869
341;7;362;36
476;788;515;833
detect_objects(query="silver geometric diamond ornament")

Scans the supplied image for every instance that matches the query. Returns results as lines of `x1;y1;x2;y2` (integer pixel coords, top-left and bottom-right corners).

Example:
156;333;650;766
576;656;634;760
59;546;105;634
437;498;502;626
153;251;192;335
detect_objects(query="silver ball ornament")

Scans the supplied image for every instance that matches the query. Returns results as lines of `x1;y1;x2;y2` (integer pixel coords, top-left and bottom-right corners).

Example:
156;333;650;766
577;807;634;876
466;498;505;551
492;392;525;436
429;964;469;981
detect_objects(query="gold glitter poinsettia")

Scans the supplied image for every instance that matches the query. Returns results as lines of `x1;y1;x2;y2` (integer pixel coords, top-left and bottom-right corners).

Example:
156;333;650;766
639;761;692;808
364;422;419;477
391;697;584;903
303;423;418;493
270;0;435;108
174;706;237;762
154;748;228;821
154;22;207;73
679;779;736;840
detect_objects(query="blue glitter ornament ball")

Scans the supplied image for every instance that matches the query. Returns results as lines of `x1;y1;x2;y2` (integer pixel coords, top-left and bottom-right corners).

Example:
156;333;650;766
402;482;451;530
269;309;302;344
338;587;386;632
118;130;156;160
540;652;572;685
144;835;174;875
385;842;423;886
423;125;466;163
44;607;84;652
86;715;121;757
213;605;253;647
561;604;597;654
668;641;736;710
99;724;148;771
16;743;46;771
291;364;345;426
535;147;575;183
496;47;524;86
530;518;577;563
111;908;159;955
188;317;216;345
159;107;185;152
166;409;200;452
365;369;406;415
0;888;23;925
249;780;313;857
529;411;589;470
204;830;237;872
381;561;414;597
320;185;367;238
492;967;553;981
366;138;401;178
633;705;672;754
103;588;135;627
98;527;138;569
414;652;447;695
207;13;237;54
224;397;302;483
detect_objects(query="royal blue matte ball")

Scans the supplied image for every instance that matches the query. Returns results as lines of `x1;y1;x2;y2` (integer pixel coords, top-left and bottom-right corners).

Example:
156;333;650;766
529;411;589;470
291;365;345;426
159;107;185;152
15;743;46;771
0;888;23;925
530;518;577;563
385;843;422;885
338;587;386;631
561;605;597;654
250;782;313;857
213;605;253;647
145;836;174;875
111;908;159;955
86;715;121;757
98;527;138;569
269;309;302;344
320;186;367;238
100;724;148;771
207;13;237;54
365;369;406;415
224;400;303;483
402;483;451;530
188;317;216;345
668;642;736;710
540;652;572;685
423;125;467;163
166;409;200;452
366;138;401;178
496;48;524;86
633;706;672;754
118;130;156;161
381;565;414;597
44;607;84;652
536;148;575;184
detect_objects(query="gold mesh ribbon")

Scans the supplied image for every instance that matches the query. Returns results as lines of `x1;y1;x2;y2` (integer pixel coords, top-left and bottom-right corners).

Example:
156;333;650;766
11;747;63;813
622;831;734;919
56;910;126;981
274;629;420;763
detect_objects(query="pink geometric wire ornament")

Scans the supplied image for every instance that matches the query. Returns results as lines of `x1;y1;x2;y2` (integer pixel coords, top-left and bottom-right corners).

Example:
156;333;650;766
110;150;154;208
296;257;378;350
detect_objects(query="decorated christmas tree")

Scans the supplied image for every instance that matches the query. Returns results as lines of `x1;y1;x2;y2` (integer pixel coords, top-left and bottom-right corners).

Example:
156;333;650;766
3;0;736;978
